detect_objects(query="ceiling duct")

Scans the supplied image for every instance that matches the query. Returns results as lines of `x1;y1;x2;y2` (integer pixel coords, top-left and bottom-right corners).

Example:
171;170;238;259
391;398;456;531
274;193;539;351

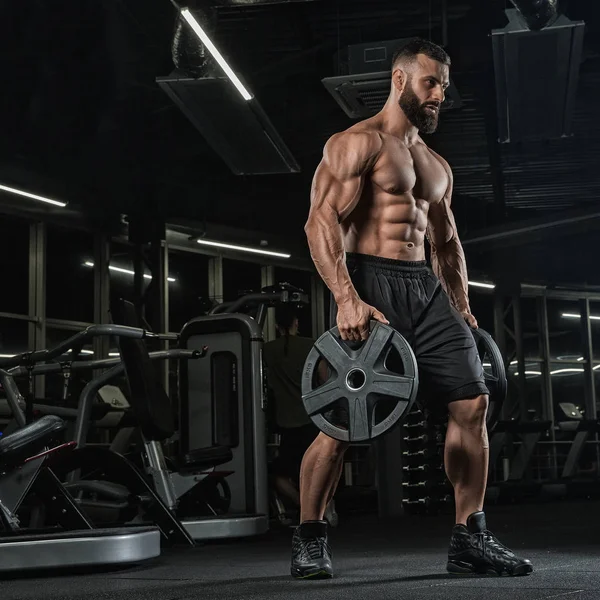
492;9;585;144
509;0;558;31
211;0;319;5
171;6;217;78
322;38;462;121
159;3;300;175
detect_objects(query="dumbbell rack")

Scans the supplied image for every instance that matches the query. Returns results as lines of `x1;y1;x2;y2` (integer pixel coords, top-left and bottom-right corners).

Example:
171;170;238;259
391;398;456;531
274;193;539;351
401;407;452;514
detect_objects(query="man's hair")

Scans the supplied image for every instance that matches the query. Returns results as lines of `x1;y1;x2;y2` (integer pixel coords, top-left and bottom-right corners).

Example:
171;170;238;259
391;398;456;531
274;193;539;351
392;38;451;70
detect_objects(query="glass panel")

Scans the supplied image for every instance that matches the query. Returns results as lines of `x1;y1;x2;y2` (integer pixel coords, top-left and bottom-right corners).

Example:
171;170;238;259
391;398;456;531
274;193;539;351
0;318;30;405
108;241;139;305
0;318;29;356
108;241;175;330
47;226;95;322
552;370;587;418
591;301;600;363
222;258;262;302
0;216;29;314
467;289;494;336
547;300;583;364
505;361;544;420
168;250;210;333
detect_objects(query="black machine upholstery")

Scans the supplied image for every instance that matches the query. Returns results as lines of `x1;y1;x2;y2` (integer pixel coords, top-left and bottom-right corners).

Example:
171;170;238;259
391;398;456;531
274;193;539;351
110;300;175;441
110;299;232;469
0;415;66;467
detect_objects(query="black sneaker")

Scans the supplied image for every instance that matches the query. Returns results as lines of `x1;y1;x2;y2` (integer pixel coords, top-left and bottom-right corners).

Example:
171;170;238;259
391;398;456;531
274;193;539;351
291;520;333;579
447;511;533;576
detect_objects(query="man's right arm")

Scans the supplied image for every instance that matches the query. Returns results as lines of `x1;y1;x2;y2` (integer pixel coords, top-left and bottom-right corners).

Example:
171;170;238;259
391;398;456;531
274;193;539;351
305;132;380;302
304;131;388;340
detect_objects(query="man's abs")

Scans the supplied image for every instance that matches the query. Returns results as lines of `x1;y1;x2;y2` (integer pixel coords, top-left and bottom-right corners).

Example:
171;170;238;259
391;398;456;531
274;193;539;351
341;132;449;261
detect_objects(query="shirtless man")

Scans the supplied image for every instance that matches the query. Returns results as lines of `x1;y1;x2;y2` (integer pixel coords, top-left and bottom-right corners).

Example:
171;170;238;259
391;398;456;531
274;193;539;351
291;38;533;579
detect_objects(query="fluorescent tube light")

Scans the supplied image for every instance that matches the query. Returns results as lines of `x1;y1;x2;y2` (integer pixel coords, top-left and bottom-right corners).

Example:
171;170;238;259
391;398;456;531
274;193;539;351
180;8;253;101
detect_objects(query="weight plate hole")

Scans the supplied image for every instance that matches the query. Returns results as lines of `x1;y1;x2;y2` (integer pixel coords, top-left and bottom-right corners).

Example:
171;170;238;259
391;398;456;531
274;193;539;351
346;368;366;391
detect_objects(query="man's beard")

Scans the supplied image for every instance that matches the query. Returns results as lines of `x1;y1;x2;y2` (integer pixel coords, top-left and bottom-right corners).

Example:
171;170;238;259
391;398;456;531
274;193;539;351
398;83;440;134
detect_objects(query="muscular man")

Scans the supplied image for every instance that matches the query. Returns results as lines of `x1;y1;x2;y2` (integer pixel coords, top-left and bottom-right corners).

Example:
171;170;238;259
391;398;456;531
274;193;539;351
291;38;533;579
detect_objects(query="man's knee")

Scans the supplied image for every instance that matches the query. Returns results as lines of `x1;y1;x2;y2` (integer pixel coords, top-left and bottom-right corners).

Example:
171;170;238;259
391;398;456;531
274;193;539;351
449;395;489;430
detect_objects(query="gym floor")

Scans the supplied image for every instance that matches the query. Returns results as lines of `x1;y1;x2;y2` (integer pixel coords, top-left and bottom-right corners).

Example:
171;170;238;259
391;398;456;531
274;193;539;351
3;500;600;600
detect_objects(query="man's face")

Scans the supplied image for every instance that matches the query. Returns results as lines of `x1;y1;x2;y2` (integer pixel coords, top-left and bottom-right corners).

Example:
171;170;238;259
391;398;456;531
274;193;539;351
398;54;450;134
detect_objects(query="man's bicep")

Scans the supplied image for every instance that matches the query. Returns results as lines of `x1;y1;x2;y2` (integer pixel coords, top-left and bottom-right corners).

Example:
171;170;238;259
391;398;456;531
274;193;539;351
428;200;457;244
427;189;458;250
309;162;364;222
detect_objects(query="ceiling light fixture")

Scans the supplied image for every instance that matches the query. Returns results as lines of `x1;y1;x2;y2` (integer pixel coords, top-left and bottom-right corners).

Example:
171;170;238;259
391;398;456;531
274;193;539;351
562;312;600;321
468;281;495;289
0;183;67;207
84;261;176;283
196;239;291;258
180;7;253;101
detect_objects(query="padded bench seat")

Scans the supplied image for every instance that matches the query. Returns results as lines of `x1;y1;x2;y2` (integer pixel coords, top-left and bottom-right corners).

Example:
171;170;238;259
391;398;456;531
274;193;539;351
0;415;66;467
180;445;233;471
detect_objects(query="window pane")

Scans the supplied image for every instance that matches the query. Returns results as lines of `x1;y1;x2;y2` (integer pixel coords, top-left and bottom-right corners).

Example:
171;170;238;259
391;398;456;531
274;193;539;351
468;292;495;337
222;258;262;302
109;241;139;305
47;226;94;322
0;318;29;356
0;216;29;314
547;300;583;363
168;250;210;333
591;301;600;362
552;370;587;417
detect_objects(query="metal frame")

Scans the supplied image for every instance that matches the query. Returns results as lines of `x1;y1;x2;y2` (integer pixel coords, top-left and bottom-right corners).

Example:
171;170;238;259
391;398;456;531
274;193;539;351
260;266;275;342
482;283;598;442
208;256;224;307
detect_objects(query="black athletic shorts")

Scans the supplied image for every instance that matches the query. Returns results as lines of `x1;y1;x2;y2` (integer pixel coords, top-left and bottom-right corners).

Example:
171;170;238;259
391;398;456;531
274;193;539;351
338;253;489;415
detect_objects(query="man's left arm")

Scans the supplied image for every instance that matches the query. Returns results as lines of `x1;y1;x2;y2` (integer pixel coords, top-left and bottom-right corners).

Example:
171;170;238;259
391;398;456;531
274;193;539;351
426;153;478;329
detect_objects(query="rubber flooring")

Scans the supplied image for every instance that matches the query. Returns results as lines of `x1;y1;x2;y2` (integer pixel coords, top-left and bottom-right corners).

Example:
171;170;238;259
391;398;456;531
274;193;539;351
3;500;600;600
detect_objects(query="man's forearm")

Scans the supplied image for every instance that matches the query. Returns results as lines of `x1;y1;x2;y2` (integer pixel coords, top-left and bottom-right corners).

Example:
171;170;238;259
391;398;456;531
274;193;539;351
431;239;471;313
305;213;358;305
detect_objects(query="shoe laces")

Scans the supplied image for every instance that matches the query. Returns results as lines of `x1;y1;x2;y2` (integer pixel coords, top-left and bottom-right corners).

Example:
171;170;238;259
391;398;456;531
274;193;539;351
301;536;330;560
476;530;514;558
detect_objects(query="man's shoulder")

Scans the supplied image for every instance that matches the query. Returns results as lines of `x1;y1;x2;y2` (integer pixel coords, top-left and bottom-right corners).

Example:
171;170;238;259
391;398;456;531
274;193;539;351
326;122;383;154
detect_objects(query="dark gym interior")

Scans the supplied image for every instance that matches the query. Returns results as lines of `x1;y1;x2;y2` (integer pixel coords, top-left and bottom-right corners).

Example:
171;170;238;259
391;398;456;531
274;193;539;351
0;0;600;598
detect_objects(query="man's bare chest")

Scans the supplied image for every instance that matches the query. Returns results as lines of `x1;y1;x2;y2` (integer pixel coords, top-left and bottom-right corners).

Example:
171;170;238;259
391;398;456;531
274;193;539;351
369;142;449;203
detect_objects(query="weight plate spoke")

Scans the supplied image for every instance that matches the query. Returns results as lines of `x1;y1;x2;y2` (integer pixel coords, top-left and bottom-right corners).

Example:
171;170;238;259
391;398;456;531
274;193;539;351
347;395;373;441
314;331;352;374
360;324;395;369
302;379;343;416
371;370;415;400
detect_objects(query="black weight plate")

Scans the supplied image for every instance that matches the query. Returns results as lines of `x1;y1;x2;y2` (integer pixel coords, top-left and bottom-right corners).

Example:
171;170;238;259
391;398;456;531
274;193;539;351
471;327;507;431
301;321;419;442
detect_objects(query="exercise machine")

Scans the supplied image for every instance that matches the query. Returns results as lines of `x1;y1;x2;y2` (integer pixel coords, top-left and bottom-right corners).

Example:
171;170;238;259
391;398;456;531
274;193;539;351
0;362;161;574
0;326;196;548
